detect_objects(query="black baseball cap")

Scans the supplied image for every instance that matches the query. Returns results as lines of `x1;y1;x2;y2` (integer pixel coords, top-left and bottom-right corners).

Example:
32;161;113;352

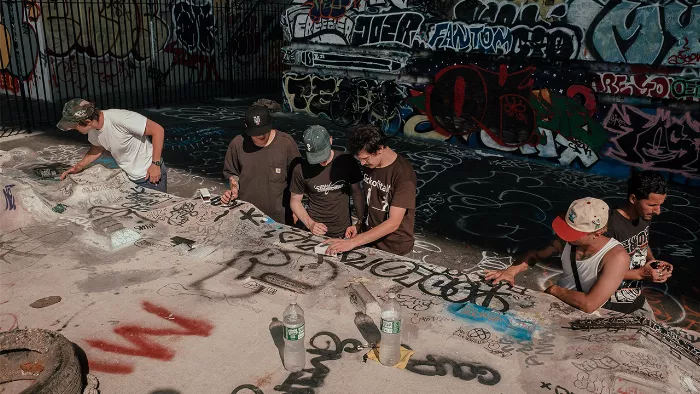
245;105;272;136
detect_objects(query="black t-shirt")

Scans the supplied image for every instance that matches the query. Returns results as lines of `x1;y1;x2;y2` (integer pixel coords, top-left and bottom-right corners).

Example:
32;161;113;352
223;131;301;224
290;151;362;238
603;208;650;313
362;154;417;256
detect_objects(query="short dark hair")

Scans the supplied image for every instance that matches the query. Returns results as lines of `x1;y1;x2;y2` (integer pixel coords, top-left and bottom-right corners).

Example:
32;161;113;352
628;171;668;200
348;124;387;155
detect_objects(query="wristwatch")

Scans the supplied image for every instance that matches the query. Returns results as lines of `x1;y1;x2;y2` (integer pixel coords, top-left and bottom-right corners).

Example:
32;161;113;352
152;159;163;166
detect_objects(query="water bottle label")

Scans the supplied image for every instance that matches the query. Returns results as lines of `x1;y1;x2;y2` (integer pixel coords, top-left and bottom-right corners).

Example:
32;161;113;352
284;324;305;341
381;319;401;334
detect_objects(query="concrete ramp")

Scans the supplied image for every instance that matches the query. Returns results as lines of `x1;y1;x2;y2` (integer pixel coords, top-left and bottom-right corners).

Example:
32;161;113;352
1;148;698;394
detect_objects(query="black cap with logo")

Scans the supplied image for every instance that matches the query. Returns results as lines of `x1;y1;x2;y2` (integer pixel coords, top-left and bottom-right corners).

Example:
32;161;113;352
244;105;272;137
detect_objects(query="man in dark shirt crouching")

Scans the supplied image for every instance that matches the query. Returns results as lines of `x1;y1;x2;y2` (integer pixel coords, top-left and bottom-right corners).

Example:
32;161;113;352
222;105;300;224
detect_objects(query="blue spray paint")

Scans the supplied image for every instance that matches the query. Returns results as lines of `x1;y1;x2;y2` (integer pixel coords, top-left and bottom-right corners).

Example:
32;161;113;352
447;302;536;341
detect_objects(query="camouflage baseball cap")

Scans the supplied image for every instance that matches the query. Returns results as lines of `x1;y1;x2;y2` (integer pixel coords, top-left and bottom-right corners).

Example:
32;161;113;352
56;98;96;130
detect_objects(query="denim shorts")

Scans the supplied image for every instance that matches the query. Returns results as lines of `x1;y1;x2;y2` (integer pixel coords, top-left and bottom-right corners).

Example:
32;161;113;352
133;164;168;192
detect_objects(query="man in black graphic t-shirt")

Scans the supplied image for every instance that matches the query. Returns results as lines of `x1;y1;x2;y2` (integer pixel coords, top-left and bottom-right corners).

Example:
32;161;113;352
323;124;417;256
290;126;365;238
605;171;671;317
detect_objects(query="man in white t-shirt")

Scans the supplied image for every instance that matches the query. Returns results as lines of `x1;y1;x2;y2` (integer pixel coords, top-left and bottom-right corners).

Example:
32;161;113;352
56;98;167;192
485;198;630;314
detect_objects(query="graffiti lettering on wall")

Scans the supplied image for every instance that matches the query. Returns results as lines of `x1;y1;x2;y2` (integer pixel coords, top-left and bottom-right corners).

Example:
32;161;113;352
351;11;425;47
427;64;537;145
483;86;606;168
426;22;512;54
451;0;581;59
593;72;700;102
282;3;354;44
603;105;700;178
283;72;342;116
173;1;216;54
585;0;700;67
668;37;700;66
283;69;606;168
307;0;359;23
86;301;214;374
283;0;584;60
454;0;570;26
282;47;409;74
43;0;169;59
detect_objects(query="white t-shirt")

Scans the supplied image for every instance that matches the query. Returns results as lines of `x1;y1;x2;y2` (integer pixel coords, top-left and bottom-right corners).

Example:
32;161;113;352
88;109;152;180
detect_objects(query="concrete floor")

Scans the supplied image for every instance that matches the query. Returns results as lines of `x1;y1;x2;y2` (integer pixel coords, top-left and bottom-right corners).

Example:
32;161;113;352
1;98;699;393
2;97;698;331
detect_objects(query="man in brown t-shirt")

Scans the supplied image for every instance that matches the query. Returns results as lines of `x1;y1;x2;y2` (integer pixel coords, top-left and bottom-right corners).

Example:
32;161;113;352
221;105;300;224
290;126;365;238
324;124;417;256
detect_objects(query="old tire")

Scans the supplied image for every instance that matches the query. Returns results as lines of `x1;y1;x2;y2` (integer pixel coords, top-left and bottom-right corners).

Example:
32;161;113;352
0;329;83;394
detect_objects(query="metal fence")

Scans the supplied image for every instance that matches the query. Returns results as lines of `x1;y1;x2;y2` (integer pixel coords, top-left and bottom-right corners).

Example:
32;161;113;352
0;0;287;132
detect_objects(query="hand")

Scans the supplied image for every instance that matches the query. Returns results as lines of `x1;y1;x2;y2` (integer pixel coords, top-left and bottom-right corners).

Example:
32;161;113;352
59;164;83;180
147;164;161;184
544;285;557;295
656;260;673;274
221;187;239;204
642;262;672;283
345;224;360;239
322;238;356;255
309;220;328;236
483;266;519;286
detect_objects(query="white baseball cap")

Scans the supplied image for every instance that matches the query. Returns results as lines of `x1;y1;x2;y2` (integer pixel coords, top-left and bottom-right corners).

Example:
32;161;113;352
552;197;609;242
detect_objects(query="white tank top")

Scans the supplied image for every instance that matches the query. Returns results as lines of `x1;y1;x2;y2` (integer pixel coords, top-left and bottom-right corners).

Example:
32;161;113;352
557;239;622;293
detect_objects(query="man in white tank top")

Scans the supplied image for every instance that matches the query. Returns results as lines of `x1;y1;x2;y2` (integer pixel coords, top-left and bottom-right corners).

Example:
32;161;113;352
56;99;167;192
485;197;630;314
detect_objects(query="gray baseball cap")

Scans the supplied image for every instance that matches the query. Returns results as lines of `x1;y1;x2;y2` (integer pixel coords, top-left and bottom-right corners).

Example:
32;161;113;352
303;125;332;164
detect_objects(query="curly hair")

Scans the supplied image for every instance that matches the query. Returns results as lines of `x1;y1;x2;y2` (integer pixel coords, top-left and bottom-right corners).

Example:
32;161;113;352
628;171;668;200
347;124;387;155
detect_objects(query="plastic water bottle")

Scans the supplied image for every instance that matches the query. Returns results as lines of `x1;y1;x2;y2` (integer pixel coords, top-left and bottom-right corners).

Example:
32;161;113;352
283;299;306;372
380;293;401;366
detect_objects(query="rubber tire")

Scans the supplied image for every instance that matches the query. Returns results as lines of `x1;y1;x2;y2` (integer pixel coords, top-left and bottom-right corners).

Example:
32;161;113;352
0;329;83;394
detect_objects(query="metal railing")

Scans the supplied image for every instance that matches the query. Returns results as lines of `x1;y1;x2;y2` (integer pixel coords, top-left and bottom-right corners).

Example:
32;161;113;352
0;0;287;132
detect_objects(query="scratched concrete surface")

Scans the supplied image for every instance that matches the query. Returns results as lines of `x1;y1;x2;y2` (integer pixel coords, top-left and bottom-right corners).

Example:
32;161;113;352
1;148;699;394
1;99;699;333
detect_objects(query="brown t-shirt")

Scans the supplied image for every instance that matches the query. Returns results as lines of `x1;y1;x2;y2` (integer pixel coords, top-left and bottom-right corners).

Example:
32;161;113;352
223;131;301;223
362;154;417;255
290;151;363;238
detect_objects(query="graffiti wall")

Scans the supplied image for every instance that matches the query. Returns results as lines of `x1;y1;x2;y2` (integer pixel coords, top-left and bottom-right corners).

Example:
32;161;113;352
0;0;287;103
281;0;700;183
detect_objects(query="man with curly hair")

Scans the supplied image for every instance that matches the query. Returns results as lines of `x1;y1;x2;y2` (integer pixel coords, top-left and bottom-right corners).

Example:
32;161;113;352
324;124;417;256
